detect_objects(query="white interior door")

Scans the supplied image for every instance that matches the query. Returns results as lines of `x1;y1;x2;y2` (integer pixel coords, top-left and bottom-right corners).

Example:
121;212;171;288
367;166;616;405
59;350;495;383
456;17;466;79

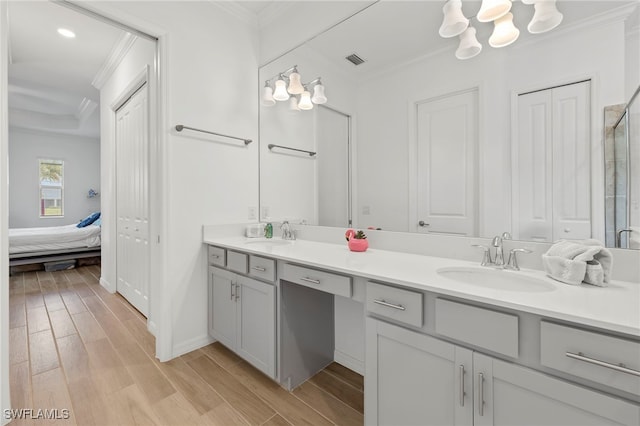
415;89;478;235
116;83;150;317
316;106;351;227
514;81;591;242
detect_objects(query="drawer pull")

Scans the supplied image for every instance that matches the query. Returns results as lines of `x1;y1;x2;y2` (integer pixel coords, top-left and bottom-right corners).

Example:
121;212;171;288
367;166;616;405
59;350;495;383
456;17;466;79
251;266;267;272
211;254;220;259
459;365;465;407
566;352;640;377
300;277;321;285
373;299;406;311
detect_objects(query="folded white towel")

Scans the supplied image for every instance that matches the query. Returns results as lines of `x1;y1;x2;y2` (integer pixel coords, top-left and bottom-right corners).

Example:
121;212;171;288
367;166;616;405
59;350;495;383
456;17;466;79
542;239;612;286
629;227;640;250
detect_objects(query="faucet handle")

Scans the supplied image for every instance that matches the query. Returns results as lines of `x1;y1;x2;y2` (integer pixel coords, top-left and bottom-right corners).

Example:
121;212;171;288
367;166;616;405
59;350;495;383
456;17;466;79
506;248;532;271
501;231;512;240
472;244;493;266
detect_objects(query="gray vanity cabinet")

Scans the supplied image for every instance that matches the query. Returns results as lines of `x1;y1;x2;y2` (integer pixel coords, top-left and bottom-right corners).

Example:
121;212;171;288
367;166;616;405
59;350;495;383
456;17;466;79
208;265;275;378
366;318;640;426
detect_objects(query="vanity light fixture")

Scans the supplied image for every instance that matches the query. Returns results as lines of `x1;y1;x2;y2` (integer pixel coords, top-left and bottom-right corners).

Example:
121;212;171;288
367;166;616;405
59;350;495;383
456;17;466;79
261;65;327;110
439;0;563;60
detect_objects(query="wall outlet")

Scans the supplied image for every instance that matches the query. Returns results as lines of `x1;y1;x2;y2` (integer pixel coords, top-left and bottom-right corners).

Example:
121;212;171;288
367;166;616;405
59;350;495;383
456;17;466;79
261;206;270;220
362;206;371;215
248;206;257;220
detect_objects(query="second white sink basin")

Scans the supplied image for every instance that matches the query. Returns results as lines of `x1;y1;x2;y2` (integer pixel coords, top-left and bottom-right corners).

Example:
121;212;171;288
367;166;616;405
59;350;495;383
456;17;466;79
437;267;556;292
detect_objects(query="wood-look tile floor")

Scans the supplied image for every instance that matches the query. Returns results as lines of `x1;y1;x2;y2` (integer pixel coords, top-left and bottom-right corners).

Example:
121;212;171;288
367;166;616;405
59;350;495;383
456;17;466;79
8;265;364;425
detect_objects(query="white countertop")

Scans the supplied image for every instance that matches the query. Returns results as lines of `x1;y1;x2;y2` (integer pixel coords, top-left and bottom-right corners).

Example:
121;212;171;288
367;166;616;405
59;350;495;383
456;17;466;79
203;236;640;338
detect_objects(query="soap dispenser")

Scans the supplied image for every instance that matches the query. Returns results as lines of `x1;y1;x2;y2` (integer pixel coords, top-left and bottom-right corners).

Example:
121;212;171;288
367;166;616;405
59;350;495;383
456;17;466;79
264;222;273;239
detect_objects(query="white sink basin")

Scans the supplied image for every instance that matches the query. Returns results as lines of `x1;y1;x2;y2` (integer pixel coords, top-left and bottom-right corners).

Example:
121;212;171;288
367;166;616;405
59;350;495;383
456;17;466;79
436;267;556;292
244;238;293;246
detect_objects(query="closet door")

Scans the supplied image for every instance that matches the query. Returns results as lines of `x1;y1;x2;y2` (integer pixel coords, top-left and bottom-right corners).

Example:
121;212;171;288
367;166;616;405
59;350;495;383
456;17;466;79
116;83;150;317
514;81;591;242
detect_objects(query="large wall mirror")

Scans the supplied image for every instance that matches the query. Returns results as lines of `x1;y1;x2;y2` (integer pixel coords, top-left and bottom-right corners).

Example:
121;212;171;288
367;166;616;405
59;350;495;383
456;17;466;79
259;0;640;249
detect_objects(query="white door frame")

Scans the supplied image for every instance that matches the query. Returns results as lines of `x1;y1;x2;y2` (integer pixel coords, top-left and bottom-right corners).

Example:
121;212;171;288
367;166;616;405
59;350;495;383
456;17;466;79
55;2;172;361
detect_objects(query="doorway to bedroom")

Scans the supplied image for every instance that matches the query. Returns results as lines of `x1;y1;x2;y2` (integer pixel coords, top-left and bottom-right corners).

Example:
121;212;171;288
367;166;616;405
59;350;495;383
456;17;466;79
6;1;157;314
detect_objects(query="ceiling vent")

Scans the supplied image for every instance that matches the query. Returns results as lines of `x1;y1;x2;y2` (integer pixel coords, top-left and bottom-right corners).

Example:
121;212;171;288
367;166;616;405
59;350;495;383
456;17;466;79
345;53;365;66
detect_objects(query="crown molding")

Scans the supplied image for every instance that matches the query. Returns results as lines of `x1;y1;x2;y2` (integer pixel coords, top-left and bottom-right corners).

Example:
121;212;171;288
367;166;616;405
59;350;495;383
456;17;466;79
92;32;137;90
207;1;259;28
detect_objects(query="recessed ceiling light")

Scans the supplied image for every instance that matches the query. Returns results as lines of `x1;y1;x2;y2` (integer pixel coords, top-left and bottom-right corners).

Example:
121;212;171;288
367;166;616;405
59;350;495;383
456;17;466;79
57;28;76;38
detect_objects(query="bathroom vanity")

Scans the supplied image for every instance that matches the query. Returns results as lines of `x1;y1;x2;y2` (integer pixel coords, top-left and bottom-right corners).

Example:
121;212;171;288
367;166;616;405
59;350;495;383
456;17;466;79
203;228;640;425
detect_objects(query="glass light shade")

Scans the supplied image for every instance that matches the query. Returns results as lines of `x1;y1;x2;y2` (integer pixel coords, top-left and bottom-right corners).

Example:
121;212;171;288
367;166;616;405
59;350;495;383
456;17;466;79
521;0;535;4
439;0;469;38
527;0;563;34
311;84;327;104
477;0;512;23
261;85;275;106
455;27;482;60
273;79;290;101
489;12;520;48
287;71;305;94
298;90;313;110
289;96;300;111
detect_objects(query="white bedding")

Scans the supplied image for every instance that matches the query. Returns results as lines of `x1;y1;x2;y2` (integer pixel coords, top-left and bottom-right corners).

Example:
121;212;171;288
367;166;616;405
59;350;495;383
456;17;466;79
9;224;101;254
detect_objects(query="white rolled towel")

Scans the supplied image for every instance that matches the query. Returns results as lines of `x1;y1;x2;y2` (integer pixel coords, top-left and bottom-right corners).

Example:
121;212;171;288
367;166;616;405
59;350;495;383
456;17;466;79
542;239;612;286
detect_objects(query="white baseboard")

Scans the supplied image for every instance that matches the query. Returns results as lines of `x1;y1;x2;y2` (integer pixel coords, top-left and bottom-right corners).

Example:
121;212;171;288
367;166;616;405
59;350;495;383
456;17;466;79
99;277;115;293
334;350;364;375
147;320;157;337
172;334;215;359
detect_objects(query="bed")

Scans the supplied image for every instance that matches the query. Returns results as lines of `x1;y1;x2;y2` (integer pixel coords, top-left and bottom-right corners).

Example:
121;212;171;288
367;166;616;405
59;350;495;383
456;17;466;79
9;223;101;267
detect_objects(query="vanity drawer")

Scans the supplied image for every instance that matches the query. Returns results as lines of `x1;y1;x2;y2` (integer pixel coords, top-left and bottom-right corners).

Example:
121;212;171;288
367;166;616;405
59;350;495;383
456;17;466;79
435;298;519;358
208;246;226;267
540;321;640;396
281;263;352;298
227;251;248;274
366;282;423;328
248;255;276;282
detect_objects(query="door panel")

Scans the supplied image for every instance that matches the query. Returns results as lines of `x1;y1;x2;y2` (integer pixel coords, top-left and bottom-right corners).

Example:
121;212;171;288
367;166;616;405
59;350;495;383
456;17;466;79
116;83;150;316
416;89;478;235
210;267;236;350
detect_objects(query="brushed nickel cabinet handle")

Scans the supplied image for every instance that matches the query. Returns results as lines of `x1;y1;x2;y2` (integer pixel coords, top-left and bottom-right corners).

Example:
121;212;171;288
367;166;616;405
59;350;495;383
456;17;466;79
459;365;465;407
566;352;640;377
373;299;406;311
300;277;321;285
478;372;484;416
251;266;267;272
235;284;240;301
230;282;235;300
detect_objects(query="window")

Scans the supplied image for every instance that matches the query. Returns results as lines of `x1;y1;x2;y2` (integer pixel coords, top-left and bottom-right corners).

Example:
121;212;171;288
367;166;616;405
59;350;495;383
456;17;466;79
39;159;64;217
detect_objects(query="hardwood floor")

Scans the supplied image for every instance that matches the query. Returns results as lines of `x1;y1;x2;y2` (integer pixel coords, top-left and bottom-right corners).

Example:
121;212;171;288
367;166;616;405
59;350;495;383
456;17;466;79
8;266;364;425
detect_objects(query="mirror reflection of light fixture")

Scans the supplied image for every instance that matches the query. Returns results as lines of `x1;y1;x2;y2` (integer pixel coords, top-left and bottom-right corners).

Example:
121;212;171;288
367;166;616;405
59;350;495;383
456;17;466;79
489;12;520;48
261;66;327;110
527;0;563;34
439;0;563;59
456;26;482;59
261;81;276;106
311;80;327;104
272;77;290;101
287;67;305;94
439;0;469;38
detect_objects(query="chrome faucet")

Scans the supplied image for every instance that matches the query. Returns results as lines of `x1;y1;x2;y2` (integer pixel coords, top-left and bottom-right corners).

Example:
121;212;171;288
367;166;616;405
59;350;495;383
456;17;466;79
280;221;296;240
492;232;511;267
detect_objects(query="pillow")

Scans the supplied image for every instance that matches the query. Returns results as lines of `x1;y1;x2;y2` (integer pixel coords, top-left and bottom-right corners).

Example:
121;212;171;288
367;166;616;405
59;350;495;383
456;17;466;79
77;212;101;228
92;218;102;227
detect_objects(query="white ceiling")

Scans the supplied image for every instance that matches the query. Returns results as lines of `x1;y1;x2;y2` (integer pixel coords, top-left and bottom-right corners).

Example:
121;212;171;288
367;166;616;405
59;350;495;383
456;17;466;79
8;1;127;138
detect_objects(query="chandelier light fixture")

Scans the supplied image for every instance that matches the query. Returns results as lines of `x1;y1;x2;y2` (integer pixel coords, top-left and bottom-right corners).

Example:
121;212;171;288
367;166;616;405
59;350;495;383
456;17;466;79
261;65;327;110
439;0;564;60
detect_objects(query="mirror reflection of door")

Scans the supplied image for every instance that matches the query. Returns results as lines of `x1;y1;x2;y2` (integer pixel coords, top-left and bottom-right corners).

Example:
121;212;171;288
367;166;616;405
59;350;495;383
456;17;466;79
628;93;640;248
415;89;478;236
513;80;591;242
316;105;351;227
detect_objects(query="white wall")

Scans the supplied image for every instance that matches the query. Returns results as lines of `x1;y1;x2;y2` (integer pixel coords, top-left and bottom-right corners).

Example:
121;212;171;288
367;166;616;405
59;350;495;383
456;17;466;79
92;0;259;359
8;129;100;228
356;19;626;238
625;6;640;98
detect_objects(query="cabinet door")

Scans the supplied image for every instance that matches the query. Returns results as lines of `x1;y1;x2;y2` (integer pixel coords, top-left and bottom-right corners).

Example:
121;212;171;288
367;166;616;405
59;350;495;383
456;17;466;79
365;318;473;426
209;266;237;350
236;276;275;378
474;353;640;426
